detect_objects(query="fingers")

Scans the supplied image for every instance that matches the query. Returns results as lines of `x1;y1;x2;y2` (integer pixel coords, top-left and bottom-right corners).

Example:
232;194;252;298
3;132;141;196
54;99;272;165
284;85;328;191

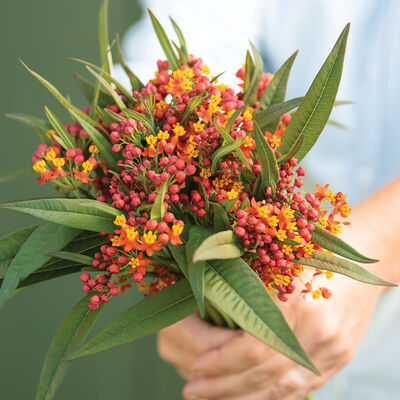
192;331;291;378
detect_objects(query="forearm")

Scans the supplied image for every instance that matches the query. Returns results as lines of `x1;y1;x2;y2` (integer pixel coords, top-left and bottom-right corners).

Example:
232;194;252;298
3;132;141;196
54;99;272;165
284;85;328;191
340;177;400;291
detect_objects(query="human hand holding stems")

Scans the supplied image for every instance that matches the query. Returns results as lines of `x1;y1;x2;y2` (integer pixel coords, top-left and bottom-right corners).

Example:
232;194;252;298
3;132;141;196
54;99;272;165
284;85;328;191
158;178;400;400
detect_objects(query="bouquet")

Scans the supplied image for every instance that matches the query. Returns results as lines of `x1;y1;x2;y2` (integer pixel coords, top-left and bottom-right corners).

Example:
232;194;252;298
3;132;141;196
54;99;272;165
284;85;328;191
0;2;393;399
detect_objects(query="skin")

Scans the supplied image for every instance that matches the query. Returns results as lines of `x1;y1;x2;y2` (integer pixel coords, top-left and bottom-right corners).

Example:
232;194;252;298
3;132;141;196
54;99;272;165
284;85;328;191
158;178;400;400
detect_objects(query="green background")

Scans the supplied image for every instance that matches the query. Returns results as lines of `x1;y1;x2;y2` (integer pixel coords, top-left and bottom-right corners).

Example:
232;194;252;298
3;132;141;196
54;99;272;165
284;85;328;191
0;1;184;399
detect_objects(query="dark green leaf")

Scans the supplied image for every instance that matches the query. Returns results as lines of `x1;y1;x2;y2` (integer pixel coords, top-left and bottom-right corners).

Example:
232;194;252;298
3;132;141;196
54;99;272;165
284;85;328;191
45;251;93;266
35;295;105;400
243;50;255;93
253;97;303;130
277;134;304;165
98;0;112;74
204;258;317;373
242;42;263;105
253;122;279;196
44;106;75;150
148;9;180;70
67;278;196;359
259;50;298;109
169;17;189;63
0;198;118;233
0;224;80;308
70;111;119;170
0;225;37;263
211;202;231;232
181;96;202;125
211;139;244;173
186;226;210;316
311;222;378;263
296;251;395;287
224;106;245;137
279;24;350;161
121;108;154;131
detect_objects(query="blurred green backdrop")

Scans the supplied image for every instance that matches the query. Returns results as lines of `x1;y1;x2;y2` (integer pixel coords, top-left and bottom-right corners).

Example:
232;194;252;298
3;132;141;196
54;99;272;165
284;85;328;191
0;1;184;399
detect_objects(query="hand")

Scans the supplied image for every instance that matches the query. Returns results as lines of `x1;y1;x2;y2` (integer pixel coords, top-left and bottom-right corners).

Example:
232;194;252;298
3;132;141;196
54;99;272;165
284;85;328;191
159;270;381;399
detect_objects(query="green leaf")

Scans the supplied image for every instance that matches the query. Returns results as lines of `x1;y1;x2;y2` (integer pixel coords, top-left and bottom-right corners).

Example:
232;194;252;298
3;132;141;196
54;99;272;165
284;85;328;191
224;106;245;137
169;17;189;63
253;97;303;130
150;181;168;221
70;111;119;170
276;134;304;165
242;42;263;105
181;96;202;125
0;225;37;263
44;106;75;150
45;251;93;266
204;258;317;373
115;33;144;91
0;166;35;185
252;121;279;196
35;294;105;400
6;113;52;143
148;10;180;71
327;119;349;131
98;0;112;75
121;108;154;131
168;243;188;276
296;251;395;287
20;60;105;133
84;66;125;110
185;226;209;316
102;107;125;123
69;58;136;106
0;198;118;233
193;230;243;263
310;222;377;263
211;139;244;173
211;202;231;232
279;24;350;161
259;50;298;109
67;278;196;359
243;50;255;93
72;71;114;107
0;223;80;308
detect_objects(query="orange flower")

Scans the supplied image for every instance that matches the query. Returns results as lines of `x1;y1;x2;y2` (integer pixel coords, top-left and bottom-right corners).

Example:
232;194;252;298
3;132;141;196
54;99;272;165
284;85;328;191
137;231;161;256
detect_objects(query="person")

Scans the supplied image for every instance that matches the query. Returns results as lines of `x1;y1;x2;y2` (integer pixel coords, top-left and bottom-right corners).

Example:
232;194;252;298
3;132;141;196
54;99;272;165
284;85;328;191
117;0;400;398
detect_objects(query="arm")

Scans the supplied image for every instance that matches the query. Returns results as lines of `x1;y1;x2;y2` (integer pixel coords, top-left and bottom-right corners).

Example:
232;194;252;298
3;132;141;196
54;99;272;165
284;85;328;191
158;177;400;400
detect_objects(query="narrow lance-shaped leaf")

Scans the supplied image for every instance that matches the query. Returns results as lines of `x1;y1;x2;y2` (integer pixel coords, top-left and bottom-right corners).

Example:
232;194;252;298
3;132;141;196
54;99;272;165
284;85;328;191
45;251;93;266
0;225;37;263
72;71;114;107
242;42;263;105
70;110;119;171
310;221;377;263
20;60;105;133
35;295;105;400
169;17;189;63
150;181;168;221
211;139;244;173
204;258;317;373
259;50;298;109
44;107;75;150
193;230;243;263
148;9;180;70
115;33;144;91
121;108;154;131
98;0;112;75
211;202;231;232
253;97;303;130
6;113;51;143
0;198;118;233
0;223;80;308
69;58;136;105
296;251;394;287
253;121;279;195
279;24;350;161
185;226;210;316
67;278;196;359
243;50;255;93
181;96;202;124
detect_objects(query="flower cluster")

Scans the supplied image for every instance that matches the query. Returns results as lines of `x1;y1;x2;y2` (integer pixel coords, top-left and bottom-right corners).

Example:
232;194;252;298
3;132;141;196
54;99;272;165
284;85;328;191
31;55;352;308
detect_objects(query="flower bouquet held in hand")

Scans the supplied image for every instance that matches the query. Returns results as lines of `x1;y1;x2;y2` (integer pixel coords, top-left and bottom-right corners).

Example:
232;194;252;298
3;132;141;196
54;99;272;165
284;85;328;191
0;1;394;399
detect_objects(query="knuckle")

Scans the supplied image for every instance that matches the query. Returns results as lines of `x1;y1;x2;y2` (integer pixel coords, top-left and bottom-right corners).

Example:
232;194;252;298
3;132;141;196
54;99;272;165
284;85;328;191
246;342;267;365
